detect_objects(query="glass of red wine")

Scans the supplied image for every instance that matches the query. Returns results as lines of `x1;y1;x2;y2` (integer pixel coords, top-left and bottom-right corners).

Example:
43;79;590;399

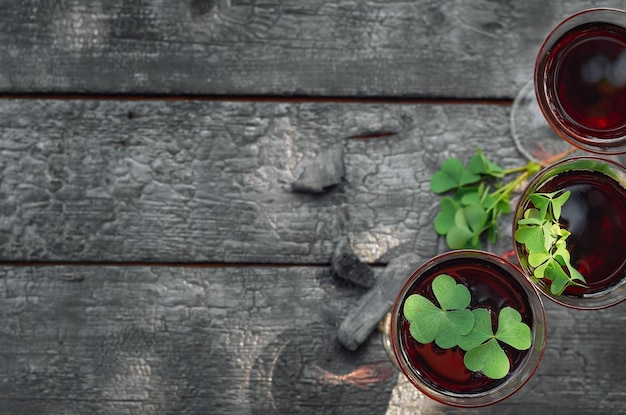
512;8;626;161
389;250;546;407
513;157;626;309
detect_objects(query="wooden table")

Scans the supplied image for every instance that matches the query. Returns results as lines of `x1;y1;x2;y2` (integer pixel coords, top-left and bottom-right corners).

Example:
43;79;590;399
1;1;625;414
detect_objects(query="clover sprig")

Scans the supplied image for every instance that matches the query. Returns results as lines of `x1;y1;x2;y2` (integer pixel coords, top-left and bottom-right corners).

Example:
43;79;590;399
430;148;541;250
403;274;532;380
514;190;586;296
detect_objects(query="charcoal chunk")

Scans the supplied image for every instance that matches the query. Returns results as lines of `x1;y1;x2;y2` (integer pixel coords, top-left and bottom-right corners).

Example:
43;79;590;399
332;251;376;289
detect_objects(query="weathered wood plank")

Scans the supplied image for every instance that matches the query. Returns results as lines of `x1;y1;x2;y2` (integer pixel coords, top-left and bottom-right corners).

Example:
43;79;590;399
0;99;527;263
0;265;624;414
0;265;399;415
0;0;624;98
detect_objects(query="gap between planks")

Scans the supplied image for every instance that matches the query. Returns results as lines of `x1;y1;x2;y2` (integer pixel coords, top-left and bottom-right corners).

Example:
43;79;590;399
0;261;387;269
0;92;513;106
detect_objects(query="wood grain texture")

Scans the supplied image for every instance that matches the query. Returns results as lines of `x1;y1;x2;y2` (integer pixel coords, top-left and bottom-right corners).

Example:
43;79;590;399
0;265;398;415
0;0;624;98
0;99;524;264
0;265;624;415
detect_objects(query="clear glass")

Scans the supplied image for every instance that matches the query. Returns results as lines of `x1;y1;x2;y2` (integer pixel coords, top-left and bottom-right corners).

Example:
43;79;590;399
511;80;584;163
534;8;626;155
513;157;626;309
389;250;546;408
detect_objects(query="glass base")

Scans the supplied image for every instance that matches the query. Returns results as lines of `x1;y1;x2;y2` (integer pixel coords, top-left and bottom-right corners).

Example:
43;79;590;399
511;80;584;163
378;312;399;369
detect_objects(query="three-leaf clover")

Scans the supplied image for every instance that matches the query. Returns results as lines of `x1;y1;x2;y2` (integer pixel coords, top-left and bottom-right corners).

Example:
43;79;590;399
403;274;474;349
403;274;535;380
458;307;532;380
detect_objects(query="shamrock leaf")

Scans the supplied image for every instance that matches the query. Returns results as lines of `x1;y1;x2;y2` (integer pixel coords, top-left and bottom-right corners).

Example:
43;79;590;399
404;294;443;344
403;275;474;349
514;224;545;254
468;148;504;178
543;258;586;296
529;191;571;221
459;307;532;380
446;205;487;249
529;254;552;279
432;273;471;310
464;338;510;380
430;158;481;194
458;308;494;351
446;225;475;250
550;191;571;220
544;261;571;296
459;185;483;207
517;208;543;226
434;197;460;235
495;307;532;350
563;260;585;285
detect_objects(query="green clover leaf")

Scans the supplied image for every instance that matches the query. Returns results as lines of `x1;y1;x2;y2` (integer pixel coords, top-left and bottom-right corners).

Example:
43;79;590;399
446;205;487;249
544;261;571;296
403;275;474;349
458;308;494;351
529;190;571;221
517;208;543;225
543;258;586;296
459;187;482;207
463;338;511;379
514;223;546;254
432;274;471;310
459;307;532;380
434;197;460;235
495;307;532;350
468;148;504;178
430;157;481;194
464;338;510;380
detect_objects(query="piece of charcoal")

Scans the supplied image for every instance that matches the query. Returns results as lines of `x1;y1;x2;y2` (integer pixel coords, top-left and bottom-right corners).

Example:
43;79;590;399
338;253;423;351
291;144;344;193
332;251;376;289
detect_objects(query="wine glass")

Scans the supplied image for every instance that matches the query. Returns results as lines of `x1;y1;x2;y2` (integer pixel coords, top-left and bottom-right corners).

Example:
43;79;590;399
388;250;546;407
512;8;626;162
512;157;626;309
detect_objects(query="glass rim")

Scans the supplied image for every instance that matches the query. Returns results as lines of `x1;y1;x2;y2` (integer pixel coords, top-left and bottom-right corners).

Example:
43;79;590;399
512;156;626;310
534;7;626;154
389;250;547;408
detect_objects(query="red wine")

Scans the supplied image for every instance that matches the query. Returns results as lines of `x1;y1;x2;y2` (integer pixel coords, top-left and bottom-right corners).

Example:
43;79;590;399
544;22;626;139
396;257;533;394
527;169;626;295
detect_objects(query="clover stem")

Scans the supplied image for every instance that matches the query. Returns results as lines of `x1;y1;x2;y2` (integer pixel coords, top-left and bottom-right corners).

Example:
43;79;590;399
484;171;531;214
502;164;532;175
503;161;543;176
